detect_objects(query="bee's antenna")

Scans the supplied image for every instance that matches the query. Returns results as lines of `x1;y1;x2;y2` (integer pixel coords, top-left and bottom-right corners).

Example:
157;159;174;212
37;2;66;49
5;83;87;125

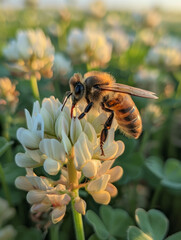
61;92;72;111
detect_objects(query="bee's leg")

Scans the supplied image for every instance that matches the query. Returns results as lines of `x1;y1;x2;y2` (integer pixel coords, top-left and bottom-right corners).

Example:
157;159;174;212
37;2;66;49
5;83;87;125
100;103;114;156
78;102;94;119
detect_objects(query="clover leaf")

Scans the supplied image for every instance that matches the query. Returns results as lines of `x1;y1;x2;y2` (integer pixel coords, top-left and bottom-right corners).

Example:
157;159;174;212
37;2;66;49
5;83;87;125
144;156;181;194
128;208;181;240
127;208;169;240
86;205;133;240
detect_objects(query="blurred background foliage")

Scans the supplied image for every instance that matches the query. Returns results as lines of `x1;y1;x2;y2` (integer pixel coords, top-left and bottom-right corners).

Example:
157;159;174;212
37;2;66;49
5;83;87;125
0;0;181;239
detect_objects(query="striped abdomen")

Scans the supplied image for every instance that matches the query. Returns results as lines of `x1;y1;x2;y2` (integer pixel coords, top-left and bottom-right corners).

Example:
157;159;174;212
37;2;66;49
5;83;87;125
105;93;142;138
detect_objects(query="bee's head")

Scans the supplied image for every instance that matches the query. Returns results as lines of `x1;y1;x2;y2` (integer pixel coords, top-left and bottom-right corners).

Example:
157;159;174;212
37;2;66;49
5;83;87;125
69;73;85;105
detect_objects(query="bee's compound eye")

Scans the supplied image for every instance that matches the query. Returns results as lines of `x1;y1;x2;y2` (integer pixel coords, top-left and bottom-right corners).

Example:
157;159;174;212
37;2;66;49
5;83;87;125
75;83;84;95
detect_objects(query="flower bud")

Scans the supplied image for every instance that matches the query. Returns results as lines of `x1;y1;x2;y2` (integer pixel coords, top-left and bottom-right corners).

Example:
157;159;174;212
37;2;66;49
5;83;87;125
70;118;82;144
15;176;34;191
91;191;111;205
31;202;50;213
17;128;41;149
0;225;17;240
51;206;66;224
82;160;101;178
26;190;46;204
107;166;123;183
43;158;61;175
74;197;86;215
15;152;40;168
87;175;110;192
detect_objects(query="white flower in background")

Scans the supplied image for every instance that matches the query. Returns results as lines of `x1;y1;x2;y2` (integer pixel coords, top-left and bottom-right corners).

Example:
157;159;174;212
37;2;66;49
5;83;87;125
142;103;164;130
15;94;125;223
106;28;130;55
146;36;181;69
0;197;16;240
134;67;159;93
67;28;112;68
145;10;161;28
138;28;157;46
53;53;72;79
0;77;19;113
3;29;54;80
89;0;107;18
105;13;121;28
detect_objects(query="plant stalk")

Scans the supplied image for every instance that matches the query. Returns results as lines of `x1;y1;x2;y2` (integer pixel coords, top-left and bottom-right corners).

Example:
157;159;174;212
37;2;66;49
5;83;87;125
67;148;85;240
30;75;40;101
1;114;13;162
150;184;162;209
0;163;12;205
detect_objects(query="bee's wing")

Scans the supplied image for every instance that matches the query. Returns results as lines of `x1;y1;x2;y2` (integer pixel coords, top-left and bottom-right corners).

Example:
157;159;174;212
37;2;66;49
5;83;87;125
99;83;158;99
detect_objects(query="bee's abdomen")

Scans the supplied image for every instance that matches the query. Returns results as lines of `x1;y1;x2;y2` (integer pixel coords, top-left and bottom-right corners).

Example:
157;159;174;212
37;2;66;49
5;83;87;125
106;94;142;138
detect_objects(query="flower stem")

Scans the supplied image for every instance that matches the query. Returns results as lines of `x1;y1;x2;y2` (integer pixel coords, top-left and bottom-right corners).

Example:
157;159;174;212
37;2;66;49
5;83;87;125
71;190;85;240
0;163;12;205
30;75;40;102
1;114;13;162
150;184;162;209
67;149;85;240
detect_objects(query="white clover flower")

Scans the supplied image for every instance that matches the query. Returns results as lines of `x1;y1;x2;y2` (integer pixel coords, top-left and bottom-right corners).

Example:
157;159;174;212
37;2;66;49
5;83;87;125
146;36;181;69
67;28;112;68
142;103;164;129
89;0;107;18
145;11;161;28
106;28;130;55
134;67;159;93
86;160;123;204
53;53;72;78
138;28;157;47
3;29;54;80
15;171;71;224
0;77;19;113
0;198;16;240
15;95;125;223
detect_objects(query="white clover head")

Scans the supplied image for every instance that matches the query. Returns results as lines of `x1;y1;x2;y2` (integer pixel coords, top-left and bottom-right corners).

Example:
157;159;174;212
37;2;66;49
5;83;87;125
15;95;125;223
146;36;181;69
67;28;112;68
0;197;16;240
3;29;54;80
53;53;72;79
0;77;19;113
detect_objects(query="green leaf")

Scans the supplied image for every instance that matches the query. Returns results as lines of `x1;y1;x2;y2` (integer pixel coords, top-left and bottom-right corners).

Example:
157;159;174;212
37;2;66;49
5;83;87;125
135;209;169;240
118;152;144;184
0;137;13;158
4;162;25;185
163;159;181;182
86;210;109;240
144;156;164;180
165;232;181;240
16;226;42;240
100;205;133;238
127;226;152;240
88;234;101;240
88;234;116;240
145;157;181;193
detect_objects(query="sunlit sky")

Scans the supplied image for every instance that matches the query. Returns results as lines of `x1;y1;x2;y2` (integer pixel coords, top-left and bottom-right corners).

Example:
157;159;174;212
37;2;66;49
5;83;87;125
1;0;181;11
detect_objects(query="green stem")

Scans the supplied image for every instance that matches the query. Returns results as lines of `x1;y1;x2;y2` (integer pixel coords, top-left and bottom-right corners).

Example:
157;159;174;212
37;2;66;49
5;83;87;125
30;75;40;102
139;131;150;153
0;163;12;205
1;114;13;162
71;190;85;240
67;149;85;240
50;224;59;240
150;184;162;209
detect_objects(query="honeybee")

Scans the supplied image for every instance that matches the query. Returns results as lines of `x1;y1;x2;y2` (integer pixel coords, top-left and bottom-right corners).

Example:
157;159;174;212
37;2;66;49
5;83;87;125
62;71;158;155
